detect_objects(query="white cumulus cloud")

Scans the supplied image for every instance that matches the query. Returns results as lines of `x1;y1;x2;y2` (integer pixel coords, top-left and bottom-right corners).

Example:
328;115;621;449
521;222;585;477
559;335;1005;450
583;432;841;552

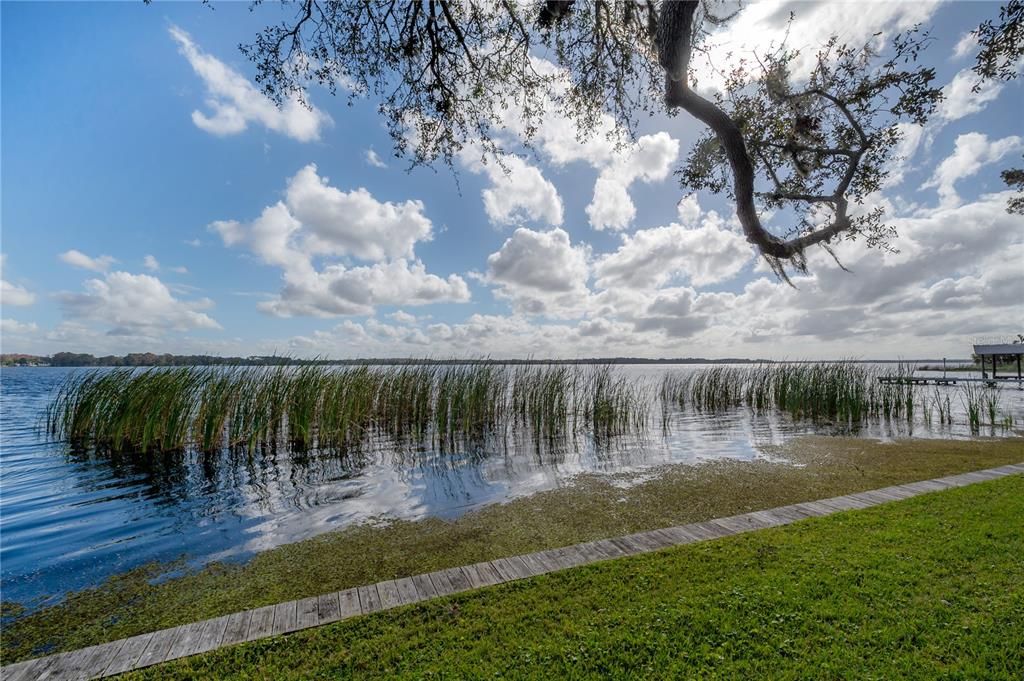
586;132;680;232
924;132;1023;207
939;67;1005;122
0;255;36;307
169;25;330;142
461;152;564;227
58;271;220;336
59;249;116;272
211;165;468;317
484;227;591;317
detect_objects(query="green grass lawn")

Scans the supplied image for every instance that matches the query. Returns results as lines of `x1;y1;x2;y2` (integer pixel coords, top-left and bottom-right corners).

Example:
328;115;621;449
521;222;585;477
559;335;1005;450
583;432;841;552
123;473;1024;679
2;436;1022;665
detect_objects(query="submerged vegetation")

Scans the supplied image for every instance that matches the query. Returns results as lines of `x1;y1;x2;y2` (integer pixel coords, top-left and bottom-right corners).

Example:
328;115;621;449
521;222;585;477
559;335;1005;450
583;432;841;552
45;361;1019;456
45;363;652;454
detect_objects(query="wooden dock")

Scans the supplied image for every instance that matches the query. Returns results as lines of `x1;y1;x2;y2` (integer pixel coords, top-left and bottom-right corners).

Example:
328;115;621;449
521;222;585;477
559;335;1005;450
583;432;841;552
3;462;1022;681
878;376;1024;386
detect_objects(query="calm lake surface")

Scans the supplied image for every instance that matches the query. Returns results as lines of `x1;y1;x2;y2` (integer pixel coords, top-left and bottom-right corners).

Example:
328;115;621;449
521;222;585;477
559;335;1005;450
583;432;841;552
1;364;1021;608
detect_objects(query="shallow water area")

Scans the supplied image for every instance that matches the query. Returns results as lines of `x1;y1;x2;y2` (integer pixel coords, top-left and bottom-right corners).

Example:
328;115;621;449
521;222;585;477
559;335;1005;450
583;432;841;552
1;364;1021;608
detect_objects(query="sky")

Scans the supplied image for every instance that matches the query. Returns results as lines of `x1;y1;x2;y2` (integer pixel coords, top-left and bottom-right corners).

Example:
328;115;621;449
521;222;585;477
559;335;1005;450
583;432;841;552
1;1;1021;360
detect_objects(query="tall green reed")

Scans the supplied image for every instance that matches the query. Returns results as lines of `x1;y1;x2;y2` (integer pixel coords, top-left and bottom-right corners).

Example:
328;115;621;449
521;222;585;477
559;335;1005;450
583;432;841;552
47;362;651;454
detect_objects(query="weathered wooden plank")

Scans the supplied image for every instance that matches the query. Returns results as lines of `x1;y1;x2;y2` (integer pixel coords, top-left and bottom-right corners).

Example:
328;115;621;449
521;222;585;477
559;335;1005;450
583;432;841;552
411;572;440;599
664;525;706;542
21;655;62;681
474;562;504;586
705;519;744;537
823;495;872;511
962;470;1001;482
135;624;185;669
779;504;821;519
520;551;553;572
536;549;571;570
561;546;590;568
460;563;487;588
751;507;797;525
394;576;422;605
271;600;298;636
357;584;383;613
317;592;341;625
246;604;277;641
676;522;718;540
376;580;403;609
925;478;956;489
296;596;320;629
614;532;647;557
504;555;538;578
607;536;644;555
100;632;154;676
220;610;253;647
53;640;118;680
900;480;940;493
534;550;568;571
34;649;84;680
811;498;855;513
1;658;41;681
791;501;835;517
165;620;207;661
879;485;918;500
572;542;606;563
691;520;736;538
747;510;790;527
738;511;782;529
636;530;674;549
87;641;129;679
936;474;974;487
707;515;746;533
589;539;622;558
853;490;896;504
427;570;456;596
842;491;882;507
488;557;520;581
865;488;907;502
338;588;362;618
517;552;550;576
593;536;630;557
192;615;231;656
441;567;473;593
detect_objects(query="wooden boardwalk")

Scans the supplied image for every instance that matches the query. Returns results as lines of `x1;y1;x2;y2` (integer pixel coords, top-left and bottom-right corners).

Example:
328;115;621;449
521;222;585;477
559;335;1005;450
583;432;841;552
4;462;1022;681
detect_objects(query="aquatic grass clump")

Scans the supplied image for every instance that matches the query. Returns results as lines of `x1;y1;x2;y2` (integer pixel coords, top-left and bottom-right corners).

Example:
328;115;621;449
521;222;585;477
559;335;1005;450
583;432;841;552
958;383;1010;430
661;361;926;424
47;363;652;455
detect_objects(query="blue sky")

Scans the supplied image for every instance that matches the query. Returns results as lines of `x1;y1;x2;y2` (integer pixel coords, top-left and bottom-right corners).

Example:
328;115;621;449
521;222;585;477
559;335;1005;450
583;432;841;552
1;1;1021;359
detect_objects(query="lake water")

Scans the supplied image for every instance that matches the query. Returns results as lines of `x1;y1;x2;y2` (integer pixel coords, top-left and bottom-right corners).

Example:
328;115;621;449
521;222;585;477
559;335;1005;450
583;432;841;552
1;364;1021;609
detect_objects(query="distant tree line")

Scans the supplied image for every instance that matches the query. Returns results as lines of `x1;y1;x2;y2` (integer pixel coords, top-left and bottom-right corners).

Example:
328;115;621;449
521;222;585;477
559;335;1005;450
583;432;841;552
1;353;968;368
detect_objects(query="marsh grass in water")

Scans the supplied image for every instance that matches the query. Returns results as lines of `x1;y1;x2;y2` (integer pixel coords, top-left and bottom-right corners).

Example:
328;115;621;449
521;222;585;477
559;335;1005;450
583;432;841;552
46;364;652;455
661;362;918;421
661;361;1016;429
47;361;1018;456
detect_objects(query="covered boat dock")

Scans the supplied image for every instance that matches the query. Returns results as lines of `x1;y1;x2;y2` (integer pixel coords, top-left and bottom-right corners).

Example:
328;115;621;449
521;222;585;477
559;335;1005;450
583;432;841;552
973;343;1024;381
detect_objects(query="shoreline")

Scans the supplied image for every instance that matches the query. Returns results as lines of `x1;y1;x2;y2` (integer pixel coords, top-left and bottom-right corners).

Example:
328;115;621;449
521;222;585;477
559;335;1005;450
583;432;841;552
3;434;1022;665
